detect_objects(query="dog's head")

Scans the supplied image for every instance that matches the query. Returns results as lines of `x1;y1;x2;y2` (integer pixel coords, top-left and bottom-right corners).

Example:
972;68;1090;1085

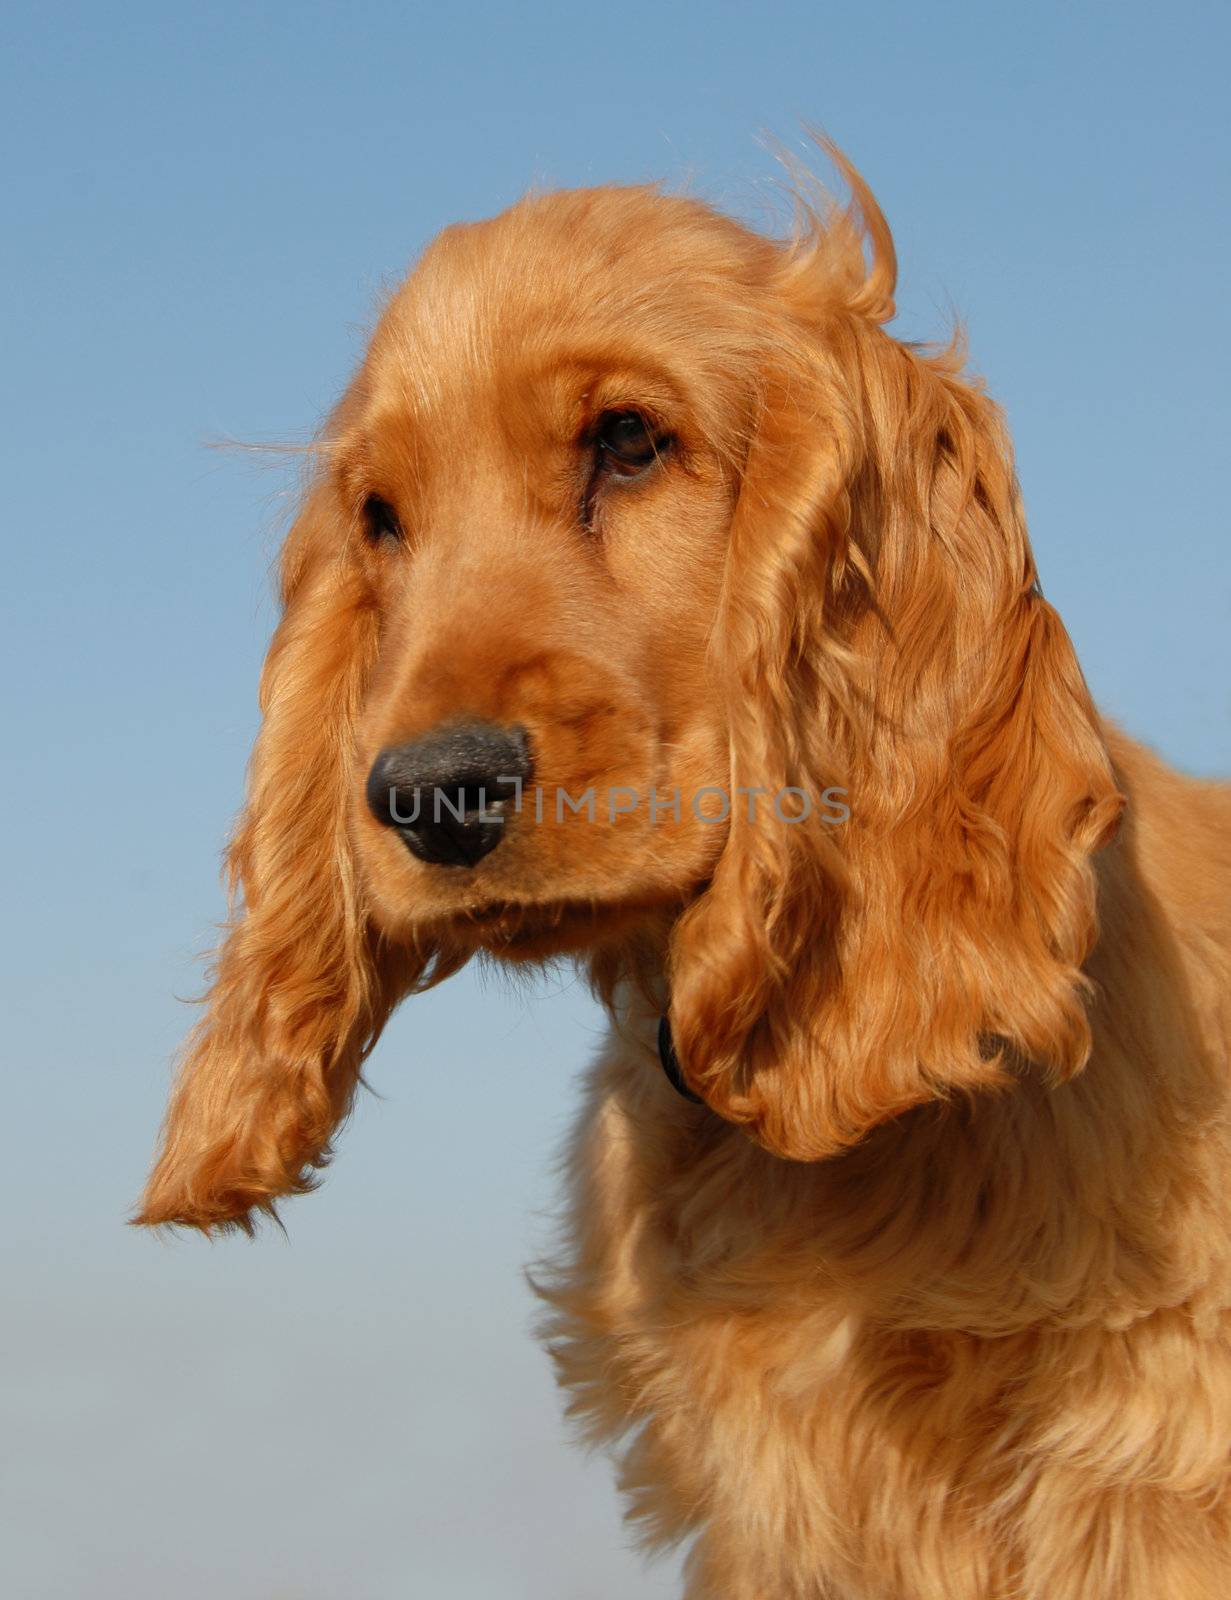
138;146;1122;1230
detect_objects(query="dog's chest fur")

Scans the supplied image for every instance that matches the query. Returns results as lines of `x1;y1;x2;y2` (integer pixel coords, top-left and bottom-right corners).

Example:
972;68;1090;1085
536;979;1231;1600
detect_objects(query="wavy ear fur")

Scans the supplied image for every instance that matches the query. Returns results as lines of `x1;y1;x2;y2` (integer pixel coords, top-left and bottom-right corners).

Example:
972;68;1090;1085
669;155;1124;1159
137;474;428;1232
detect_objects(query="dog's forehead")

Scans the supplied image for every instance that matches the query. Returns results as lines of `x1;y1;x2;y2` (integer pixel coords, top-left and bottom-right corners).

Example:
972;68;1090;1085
363;186;773;410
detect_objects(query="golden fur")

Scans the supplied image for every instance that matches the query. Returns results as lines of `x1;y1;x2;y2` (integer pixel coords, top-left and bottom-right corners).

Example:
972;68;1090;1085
138;144;1231;1597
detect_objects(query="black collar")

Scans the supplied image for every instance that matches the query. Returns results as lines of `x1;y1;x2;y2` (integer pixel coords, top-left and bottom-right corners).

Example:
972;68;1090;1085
657;1015;703;1104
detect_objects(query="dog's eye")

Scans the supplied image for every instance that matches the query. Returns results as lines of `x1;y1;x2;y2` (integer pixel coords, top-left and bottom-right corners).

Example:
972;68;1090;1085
363;495;404;547
594;410;671;476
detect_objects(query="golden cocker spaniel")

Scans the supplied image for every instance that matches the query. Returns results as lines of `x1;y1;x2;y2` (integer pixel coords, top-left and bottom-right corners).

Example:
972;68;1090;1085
139;144;1231;1598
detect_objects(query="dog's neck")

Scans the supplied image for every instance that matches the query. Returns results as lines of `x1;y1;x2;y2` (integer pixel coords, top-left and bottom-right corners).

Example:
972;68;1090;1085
587;811;1228;1340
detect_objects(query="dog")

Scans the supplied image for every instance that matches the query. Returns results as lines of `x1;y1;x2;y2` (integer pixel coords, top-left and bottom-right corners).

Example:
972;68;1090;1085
138;144;1231;1597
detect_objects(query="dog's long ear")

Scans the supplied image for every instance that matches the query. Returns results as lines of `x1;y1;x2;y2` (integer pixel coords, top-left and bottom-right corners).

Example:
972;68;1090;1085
136;465;430;1232
669;159;1123;1160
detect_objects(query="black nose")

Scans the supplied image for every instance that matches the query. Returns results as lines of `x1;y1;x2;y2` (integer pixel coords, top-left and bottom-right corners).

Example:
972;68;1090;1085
366;722;532;867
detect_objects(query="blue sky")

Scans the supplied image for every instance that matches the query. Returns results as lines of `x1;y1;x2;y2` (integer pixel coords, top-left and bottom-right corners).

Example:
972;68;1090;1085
2;4;1228;1597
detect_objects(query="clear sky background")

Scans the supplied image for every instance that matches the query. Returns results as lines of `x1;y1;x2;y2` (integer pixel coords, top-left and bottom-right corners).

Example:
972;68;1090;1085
2;4;1228;1597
